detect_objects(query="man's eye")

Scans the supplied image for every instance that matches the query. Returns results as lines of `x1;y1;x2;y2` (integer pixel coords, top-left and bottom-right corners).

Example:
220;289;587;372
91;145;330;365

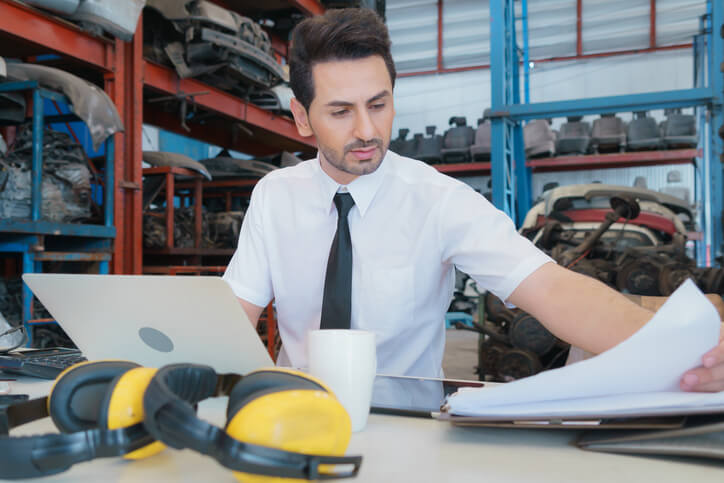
332;109;349;117
370;103;385;110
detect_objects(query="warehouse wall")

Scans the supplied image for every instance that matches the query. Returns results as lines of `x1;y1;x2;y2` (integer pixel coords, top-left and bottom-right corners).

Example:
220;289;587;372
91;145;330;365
387;0;706;213
391;49;696;135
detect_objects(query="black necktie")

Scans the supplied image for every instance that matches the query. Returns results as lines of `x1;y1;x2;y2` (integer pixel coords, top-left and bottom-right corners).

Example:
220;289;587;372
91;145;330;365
320;193;355;330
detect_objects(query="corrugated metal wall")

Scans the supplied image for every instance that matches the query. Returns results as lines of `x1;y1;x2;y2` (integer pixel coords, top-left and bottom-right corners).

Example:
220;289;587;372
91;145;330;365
388;0;705;71
386;0;706;207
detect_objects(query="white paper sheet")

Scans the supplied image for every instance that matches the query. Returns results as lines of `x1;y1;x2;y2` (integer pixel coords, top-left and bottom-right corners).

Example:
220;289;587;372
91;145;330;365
446;279;724;417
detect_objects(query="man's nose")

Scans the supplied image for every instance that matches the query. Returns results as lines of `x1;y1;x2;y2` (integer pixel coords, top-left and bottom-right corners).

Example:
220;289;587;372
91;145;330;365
353;109;376;141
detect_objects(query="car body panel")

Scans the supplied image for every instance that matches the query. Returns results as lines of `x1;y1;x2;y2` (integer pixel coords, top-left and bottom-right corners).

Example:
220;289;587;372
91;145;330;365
523;183;695;232
144;0;284;90
23;0;145;41
199;156;276;178
143;151;213;181
4;61;123;150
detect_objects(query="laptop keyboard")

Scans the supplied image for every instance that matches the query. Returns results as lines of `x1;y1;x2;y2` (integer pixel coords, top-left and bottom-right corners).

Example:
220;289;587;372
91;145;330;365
0;348;87;379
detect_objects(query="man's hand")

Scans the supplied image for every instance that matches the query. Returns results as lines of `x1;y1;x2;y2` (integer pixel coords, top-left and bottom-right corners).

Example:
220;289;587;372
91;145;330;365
681;328;724;392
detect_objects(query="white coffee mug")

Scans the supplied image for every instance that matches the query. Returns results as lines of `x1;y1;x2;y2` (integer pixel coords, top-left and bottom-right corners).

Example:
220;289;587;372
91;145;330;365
307;329;377;432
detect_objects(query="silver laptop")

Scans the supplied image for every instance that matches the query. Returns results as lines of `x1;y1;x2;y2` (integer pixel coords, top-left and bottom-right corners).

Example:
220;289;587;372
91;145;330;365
22;274;274;373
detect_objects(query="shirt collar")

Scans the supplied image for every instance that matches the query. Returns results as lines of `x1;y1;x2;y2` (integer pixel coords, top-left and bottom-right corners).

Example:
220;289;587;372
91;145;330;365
314;150;391;218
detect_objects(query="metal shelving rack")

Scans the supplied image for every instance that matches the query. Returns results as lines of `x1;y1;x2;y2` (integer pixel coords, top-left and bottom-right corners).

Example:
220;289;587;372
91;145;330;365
0;82;116;334
140;0;322;274
0;1;126;341
433;149;701;177
0;0;325;350
487;0;724;265
138;0;325;361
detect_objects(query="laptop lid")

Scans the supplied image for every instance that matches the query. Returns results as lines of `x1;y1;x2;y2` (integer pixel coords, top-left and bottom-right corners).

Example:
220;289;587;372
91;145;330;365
22;274;274;373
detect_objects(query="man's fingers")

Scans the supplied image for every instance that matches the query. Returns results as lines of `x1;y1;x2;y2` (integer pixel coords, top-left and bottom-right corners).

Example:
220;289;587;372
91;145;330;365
702;340;724;368
684;379;724;393
681;363;724;392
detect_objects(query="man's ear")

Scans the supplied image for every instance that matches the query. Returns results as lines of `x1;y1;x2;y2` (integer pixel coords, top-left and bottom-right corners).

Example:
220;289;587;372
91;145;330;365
290;98;314;138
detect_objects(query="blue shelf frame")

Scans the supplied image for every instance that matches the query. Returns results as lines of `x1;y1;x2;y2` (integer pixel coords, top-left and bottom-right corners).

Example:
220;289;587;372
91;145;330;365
0;81;116;344
489;0;724;264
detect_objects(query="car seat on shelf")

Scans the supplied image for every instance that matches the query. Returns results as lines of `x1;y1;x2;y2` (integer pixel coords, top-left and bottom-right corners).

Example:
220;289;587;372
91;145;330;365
389;128;417;158
591;113;626;153
661;108;698;149
556;116;590;155
440;116;475;163
627;111;661;151
470;118;492;162
523;119;556;158
415;125;443;164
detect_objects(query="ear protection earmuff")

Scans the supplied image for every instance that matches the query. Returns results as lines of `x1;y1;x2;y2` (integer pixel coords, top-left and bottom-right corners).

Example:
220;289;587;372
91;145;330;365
143;363;362;482
0;360;160;479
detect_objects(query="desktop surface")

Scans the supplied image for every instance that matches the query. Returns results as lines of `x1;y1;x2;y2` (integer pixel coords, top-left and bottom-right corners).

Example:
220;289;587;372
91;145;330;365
5;376;723;483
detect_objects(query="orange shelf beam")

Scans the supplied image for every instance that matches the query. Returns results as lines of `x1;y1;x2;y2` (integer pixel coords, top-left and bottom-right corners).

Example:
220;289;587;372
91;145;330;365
289;0;325;16
0;0;112;71
143;61;315;150
526;149;700;172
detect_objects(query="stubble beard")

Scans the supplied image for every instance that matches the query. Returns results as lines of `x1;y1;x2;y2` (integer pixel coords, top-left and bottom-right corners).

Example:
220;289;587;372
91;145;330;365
319;138;388;177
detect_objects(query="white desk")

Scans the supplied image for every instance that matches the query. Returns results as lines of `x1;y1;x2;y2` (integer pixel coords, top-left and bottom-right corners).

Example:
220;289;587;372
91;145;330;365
4;377;724;482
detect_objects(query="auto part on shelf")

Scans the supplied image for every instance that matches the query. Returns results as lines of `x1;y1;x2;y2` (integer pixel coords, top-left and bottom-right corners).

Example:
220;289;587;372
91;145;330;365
590;113;626;153
519;183;695;233
0;279;51;326
144;0;285;93
473;184;724;382
556;194;641;267
627;111;661;151
460;291;570;382
249;84;293;116
23;0;145;41
143;206;212;249
661;108;698;149
416;126;443;164
497;348;543;382
142;151;212;180
469;118;491;161
199;156;276;178
389;128;416;158
523;119;556;158
0;92;26;125
440;116;474;163
556;116;590;155
4;62;123;150
207;210;244;248
279;151;303;168
0;126;92;223
508;312;557;356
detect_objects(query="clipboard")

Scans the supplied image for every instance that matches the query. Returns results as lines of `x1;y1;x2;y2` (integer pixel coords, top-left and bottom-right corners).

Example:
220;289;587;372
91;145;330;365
576;414;724;460
434;411;689;430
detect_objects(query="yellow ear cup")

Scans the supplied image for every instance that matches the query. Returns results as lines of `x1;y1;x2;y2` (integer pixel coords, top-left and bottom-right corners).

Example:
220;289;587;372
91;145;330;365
226;382;352;483
102;367;166;460
47;360;141;433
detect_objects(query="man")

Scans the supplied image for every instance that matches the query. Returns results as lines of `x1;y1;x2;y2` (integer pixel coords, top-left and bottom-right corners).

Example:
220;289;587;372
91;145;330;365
223;8;724;392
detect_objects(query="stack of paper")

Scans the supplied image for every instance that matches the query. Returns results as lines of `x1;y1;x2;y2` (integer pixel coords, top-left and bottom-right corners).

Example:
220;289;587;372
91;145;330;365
446;280;724;419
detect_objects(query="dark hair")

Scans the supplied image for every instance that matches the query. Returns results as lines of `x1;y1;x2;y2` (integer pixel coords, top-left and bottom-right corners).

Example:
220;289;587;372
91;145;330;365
289;8;396;111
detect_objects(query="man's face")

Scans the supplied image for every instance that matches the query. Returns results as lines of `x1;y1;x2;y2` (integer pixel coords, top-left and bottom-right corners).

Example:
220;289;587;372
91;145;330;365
291;55;395;185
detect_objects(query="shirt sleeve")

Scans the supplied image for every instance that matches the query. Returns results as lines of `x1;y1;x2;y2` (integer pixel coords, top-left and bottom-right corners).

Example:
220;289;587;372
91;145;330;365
437;184;554;302
222;179;274;308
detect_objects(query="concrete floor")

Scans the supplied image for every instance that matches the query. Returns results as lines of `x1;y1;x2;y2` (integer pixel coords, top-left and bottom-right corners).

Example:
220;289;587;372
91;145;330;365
441;328;480;380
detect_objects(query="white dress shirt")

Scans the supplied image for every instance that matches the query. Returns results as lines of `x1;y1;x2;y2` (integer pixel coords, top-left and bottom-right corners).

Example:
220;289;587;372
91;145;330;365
223;150;552;377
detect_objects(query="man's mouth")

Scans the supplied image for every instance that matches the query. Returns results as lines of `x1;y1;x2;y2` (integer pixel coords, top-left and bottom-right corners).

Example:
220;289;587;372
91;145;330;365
349;146;378;161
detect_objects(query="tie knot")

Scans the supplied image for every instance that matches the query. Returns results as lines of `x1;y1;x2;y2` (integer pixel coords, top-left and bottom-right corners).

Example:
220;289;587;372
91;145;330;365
334;192;355;218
